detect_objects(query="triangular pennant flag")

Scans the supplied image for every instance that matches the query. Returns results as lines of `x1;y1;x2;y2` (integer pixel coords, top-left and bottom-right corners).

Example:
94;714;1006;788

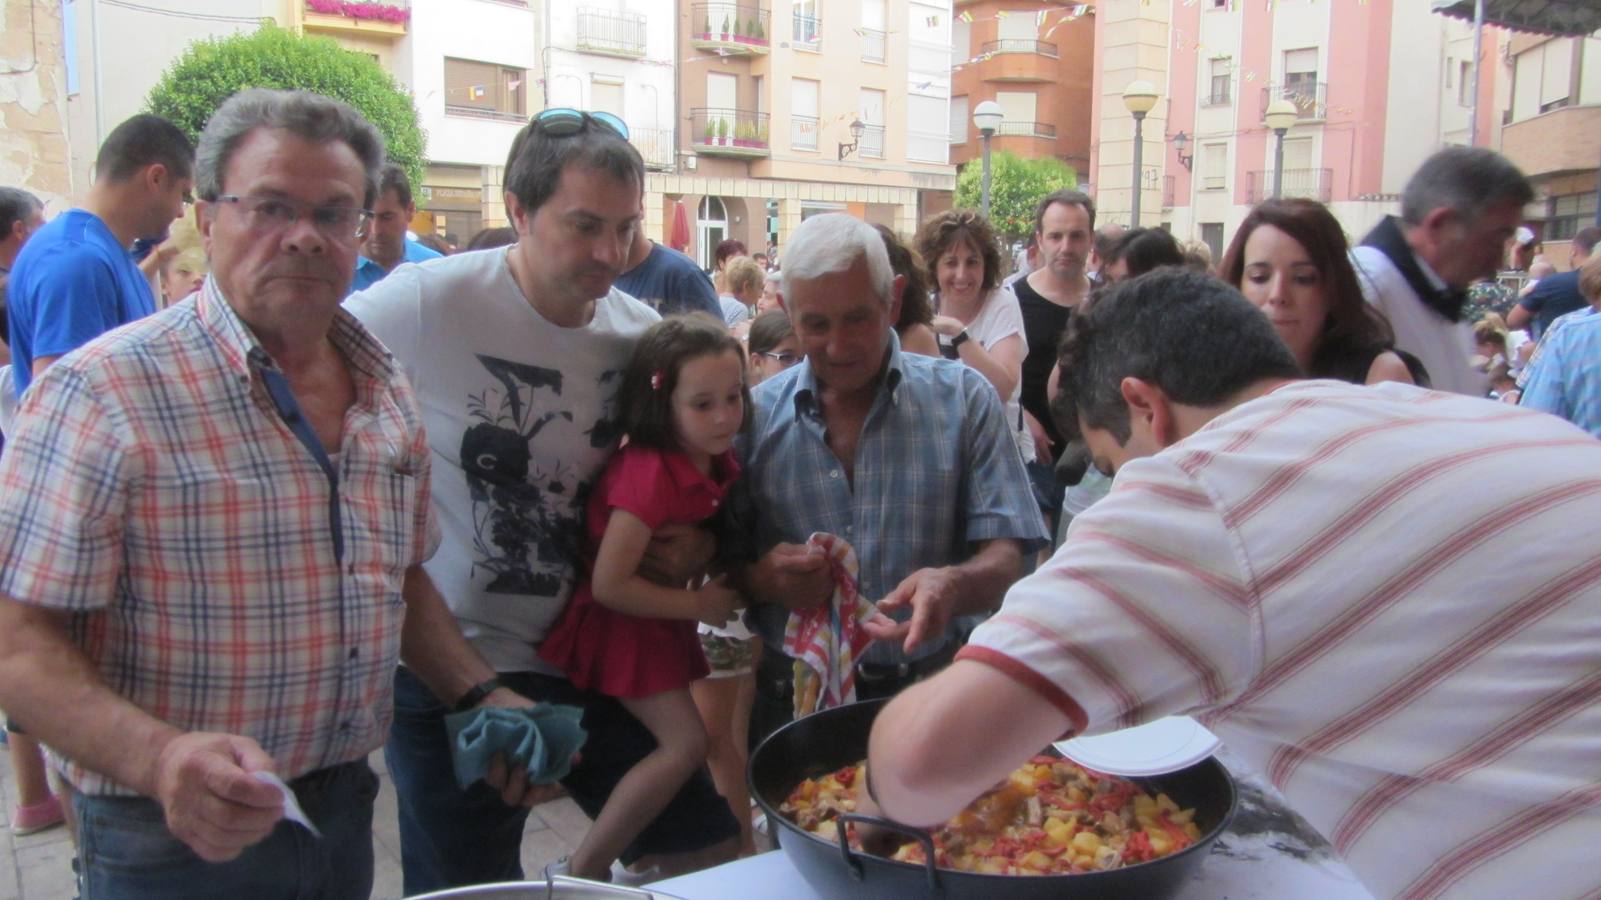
958;9;974;23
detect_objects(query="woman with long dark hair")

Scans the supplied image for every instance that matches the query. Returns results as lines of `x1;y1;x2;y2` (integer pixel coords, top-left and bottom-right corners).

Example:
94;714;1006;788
1220;199;1416;385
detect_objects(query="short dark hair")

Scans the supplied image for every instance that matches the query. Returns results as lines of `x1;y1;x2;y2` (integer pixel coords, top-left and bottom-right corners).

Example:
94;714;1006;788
504;113;643;218
747;309;795;357
915;209;1003;295
873;224;932;331
0;188;42;233
1109;227;1185;278
414;232;451;256
616;313;752;450
1053;269;1301;444
714;239;747;269
1399;147;1532;227
1093;226;1125;263
379;163;413;208
96;113;195;184
1571;225;1601;258
1033;189;1096;237
466;226;517;251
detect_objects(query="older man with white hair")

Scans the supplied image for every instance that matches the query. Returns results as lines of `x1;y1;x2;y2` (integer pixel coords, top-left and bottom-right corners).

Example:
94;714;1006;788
733;213;1046;746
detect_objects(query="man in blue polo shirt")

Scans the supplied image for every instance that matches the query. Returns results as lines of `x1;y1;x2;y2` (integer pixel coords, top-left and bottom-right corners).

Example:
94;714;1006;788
350;163;442;293
8;114;193;393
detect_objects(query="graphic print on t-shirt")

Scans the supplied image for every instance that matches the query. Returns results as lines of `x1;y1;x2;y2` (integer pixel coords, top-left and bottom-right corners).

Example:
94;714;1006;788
460;354;583;596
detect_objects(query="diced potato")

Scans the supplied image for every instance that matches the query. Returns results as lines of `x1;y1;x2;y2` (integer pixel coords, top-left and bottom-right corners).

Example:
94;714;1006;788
1022;850;1052;871
1169;808;1195;825
975;858;1006;874
1072;831;1102;852
1156;793;1179;813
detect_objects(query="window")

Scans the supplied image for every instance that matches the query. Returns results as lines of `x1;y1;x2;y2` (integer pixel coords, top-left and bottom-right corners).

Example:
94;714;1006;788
697;196;727;270
1209;0;1229;8
1205;58;1231;106
860;89;886;158
995;90;1037;135
1547;191;1597;242
1458;61;1473;106
794;0;821;49
590;77;624;118
950;94;968;145
906;94;949;163
1202;142;1227;191
861;0;887;63
1200;223;1225;262
997;11;1037;43
1283;48;1318;97
952;17;970;59
791;79;819;151
445;58;527;120
1538;37;1574;112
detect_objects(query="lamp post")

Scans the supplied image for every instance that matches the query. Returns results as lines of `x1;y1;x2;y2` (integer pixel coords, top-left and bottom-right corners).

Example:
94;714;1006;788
1171;130;1193;171
1264;99;1300;199
972;100;1004;218
1122;80;1159;227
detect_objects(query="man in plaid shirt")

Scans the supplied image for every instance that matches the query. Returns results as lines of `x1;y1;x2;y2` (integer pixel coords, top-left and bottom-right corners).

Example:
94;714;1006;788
0;89;540;898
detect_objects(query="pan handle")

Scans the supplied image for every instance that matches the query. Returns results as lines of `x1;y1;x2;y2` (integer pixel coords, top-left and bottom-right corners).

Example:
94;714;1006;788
835;813;944;897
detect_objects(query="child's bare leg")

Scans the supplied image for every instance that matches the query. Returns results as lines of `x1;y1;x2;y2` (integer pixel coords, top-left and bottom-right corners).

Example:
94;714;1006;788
568;689;708;880
690;674;755;854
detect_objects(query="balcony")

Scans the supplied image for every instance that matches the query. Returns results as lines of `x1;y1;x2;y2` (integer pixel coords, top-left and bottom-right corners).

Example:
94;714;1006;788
577;7;646;58
629;126;674;171
1259;81;1327;122
859;124;885;159
996;121;1057;139
790;115;818;151
690;4;770;56
692;107;771;158
1500;104;1601;178
1199;88;1232;107
792;12;821;51
1163;175;1176;208
860;26;887;63
1246;168;1333;204
303;0;409;37
972;39;1059;82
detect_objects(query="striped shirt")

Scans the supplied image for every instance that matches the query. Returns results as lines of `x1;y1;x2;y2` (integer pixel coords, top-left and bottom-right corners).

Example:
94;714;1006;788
1520;311;1601;437
0;279;438;795
962;379;1601;899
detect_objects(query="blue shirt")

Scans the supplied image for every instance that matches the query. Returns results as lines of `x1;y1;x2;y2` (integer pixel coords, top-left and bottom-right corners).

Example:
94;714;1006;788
7;209;157;394
1517;270;1586;341
613;243;721;317
349;238;443;294
1520;310;1601;438
737;334;1047;664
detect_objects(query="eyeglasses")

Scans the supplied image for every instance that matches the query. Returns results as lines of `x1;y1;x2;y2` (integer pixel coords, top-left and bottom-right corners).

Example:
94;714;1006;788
214;195;374;243
756;351;803;367
531;108;630;140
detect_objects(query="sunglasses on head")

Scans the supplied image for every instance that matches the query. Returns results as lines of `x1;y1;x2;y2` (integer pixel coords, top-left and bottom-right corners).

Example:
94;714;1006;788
531;108;630;140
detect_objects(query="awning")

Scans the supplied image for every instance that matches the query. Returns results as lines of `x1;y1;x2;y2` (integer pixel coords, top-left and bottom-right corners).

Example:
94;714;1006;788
1430;0;1601;37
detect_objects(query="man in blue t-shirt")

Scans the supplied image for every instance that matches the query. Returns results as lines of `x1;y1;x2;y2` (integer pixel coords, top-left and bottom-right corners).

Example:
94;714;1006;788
349;163;442;293
613;227;721;317
1510;226;1598;340
8;114;193;394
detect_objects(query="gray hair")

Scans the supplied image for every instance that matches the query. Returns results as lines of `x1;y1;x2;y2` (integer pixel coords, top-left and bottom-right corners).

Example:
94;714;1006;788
780;214;893;307
1400;147;1533;228
196;88;386;208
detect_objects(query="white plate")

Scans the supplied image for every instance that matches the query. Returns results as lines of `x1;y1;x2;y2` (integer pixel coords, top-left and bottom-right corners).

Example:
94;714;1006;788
1053;716;1220;776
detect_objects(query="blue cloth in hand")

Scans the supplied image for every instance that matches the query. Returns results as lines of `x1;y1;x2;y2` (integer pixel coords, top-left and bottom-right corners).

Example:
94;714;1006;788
443;705;588;790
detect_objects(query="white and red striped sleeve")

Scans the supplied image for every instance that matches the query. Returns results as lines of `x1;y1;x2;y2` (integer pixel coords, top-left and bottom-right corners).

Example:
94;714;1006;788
960;454;1258;736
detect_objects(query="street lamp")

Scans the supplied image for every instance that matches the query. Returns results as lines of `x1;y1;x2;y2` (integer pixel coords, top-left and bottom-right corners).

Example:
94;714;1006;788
973;100;1004;218
1171;130;1193;171
837;118;866;161
1264;99;1300;199
1122;80;1159;227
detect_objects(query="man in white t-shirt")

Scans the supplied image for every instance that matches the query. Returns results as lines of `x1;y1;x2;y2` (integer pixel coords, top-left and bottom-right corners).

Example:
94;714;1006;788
865;269;1601;900
346;111;738;895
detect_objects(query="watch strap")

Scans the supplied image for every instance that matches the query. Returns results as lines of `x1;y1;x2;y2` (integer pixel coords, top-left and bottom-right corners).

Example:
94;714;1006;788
950;330;971;348
453;677;503;713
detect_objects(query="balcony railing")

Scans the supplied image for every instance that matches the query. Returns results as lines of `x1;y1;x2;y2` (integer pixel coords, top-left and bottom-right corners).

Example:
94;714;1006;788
996;121;1057;138
790;114;818;151
859;124;885;159
978;39;1059;59
692;107;771;157
577;6;646;57
303;0;409;35
444;104;525;123
1260;81;1327;121
860;26;886;63
690;4;770;54
1246;167;1333;204
1200;88;1232;107
1163;175;1176;208
792;12;821;50
629;126;674;171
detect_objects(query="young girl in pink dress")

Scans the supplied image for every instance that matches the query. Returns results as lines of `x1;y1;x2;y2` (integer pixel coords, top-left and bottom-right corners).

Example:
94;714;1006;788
539;313;748;881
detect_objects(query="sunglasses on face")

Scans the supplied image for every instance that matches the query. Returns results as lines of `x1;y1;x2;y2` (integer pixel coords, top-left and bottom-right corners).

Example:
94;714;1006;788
531;108;630;140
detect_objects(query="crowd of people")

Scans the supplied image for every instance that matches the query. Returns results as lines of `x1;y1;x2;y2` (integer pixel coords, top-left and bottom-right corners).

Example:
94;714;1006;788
0;90;1597;900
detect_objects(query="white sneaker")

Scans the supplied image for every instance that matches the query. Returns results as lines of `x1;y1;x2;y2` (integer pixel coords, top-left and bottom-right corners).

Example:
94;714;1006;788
609;861;662;887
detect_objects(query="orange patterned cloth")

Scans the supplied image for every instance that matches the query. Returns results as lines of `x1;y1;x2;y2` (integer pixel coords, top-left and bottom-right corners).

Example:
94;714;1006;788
783;532;878;717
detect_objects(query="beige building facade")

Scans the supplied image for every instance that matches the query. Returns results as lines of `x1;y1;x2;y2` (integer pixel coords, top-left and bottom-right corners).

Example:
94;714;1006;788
2;0;82;209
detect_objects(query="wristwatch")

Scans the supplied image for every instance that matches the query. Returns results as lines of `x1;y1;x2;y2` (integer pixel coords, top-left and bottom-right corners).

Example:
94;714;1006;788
453;677;503;713
950;330;971;349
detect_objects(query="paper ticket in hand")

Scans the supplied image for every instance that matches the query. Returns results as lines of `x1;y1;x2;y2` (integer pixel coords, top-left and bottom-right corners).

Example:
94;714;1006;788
252;771;322;839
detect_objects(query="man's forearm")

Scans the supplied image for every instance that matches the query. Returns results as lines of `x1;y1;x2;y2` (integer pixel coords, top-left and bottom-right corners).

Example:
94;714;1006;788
398;565;500;708
946;539;1024;617
0;596;182;797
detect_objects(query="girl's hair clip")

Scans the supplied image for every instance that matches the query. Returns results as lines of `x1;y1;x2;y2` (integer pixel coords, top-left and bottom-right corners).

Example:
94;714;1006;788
650;371;664;391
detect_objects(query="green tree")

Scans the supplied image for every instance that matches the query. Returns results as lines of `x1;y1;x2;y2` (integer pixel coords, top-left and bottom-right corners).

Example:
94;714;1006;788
145;26;426;190
953;151;1078;243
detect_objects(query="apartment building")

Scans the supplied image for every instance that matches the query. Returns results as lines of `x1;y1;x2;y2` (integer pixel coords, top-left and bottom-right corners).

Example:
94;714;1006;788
947;0;1093;180
1090;0;1510;260
667;0;957;266
1499;31;1601;268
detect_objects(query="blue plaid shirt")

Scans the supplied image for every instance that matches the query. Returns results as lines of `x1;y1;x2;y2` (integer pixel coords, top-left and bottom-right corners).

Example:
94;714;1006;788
1521;311;1601;438
737;334;1047;664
